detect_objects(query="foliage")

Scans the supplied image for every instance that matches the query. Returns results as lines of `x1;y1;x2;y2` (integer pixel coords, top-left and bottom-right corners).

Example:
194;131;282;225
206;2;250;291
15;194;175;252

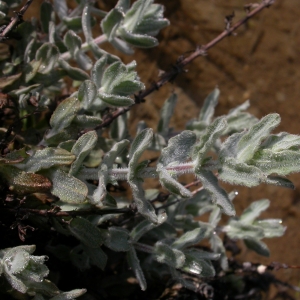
0;0;297;299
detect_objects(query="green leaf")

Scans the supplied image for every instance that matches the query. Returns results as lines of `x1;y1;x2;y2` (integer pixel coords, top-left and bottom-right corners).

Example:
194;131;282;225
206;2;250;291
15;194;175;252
265;176;295;189
53;0;67;20
128;128;153;172
255;219;286;238
58;58;90;81
218;157;262;187
159;130;196;167
82;245;107;271
40;2;53;34
46;169;88;204
196;169;235;216
0;164;52;194
49;97;80;133
63;16;83;32
98;92;134;107
154;241;185;268
193;117;227;168
91;56;107;89
35;43;60;74
104;227;131;251
50;289;87;300
198;88;219;124
172;228;206;250
158;168;192;198
101;8;124;41
69;131;98;175
127;247;147;291
210;234;228;270
16;148;75;172
130;219;157;242
78;80;97;111
262;132;300;152
118;27;158;48
69;217;108;248
64;30;81;58
73;115;102;128
244;238;270;257
250;149;300;176
240;199;270;224
236;114;280;162
157;93;177;136
225;220;265;240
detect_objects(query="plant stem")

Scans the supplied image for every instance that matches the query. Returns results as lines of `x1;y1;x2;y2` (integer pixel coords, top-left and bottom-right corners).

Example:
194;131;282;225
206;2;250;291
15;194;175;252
60;34;107;61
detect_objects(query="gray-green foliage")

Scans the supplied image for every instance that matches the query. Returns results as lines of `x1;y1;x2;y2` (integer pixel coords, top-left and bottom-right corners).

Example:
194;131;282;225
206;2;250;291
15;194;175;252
0;0;296;298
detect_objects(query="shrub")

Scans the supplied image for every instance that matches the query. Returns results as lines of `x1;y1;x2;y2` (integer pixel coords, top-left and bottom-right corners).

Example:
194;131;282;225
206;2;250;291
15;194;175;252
0;0;297;299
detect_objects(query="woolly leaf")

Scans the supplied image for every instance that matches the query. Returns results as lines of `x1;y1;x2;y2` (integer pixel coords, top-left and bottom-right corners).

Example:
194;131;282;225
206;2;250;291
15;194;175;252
154;241;185;268
127;247;147;291
255;219;286;238
50;289;87;300
172;228;206;250
46;169;88;203
58;59;89;81
35;43;59;74
69;217;108;248
196;169;235;216
69;131;98;175
91;56;107;89
158;168;192;198
244;238;270;257
236;114;280;162
118;28;158;48
0;164;52;194
218;157;262;187
104;227;131;251
49;97;80;132
128;128;153;170
265;176;295;189
73;115;102;128
53;0;67;20
239;199;270;224
82;245;107;271
101;8;124;41
98;92;134;107
224;220;265;240
16;148;75;173
64;30;81;58
250;149;300;176
40;2;53;34
194;117;227;168
159;130;196;167
157;93;178;136
198;88;219;124
210;234;228;270
262;132;300;152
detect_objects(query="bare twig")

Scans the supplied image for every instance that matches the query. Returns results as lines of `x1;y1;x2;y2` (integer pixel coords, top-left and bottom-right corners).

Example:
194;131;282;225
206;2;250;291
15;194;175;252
92;0;276;132
0;0;33;42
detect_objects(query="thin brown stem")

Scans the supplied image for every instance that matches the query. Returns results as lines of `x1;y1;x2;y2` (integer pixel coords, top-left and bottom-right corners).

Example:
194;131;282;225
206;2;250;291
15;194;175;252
93;0;275;132
0;0;34;42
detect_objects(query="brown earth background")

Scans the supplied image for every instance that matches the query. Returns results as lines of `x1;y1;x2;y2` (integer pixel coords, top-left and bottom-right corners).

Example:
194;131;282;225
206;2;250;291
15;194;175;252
25;0;300;298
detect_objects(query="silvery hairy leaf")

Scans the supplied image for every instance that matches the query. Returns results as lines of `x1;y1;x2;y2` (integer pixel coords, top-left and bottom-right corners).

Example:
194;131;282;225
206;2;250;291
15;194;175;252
244;238;270;257
159;130;196;167
196;169;235;216
239;199;270;224
236;113;280;162
69;217;108;248
261;132;300;152
198;88;219;124
69;131;98;175
250;149;300;176
50;289;87;300
101;8;124;41
154;241;185;268
127;247;147;291
172;228;206;250
15;148;75;173
35;43;60;74
157;93;178;137
53;0;67;20
104;227;131;251
82;245;107;271
255;219;286;238
40;2;53;34
45;168;88;204
193;117;227;169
